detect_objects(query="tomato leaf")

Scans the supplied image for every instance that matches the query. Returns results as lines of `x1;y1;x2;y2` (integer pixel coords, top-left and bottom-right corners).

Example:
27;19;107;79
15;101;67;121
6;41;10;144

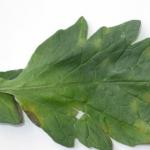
1;17;150;150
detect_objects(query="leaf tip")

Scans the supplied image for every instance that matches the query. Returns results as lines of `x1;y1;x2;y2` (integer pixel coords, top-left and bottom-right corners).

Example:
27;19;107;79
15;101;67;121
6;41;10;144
76;16;87;26
131;19;141;27
78;16;86;21
126;19;141;29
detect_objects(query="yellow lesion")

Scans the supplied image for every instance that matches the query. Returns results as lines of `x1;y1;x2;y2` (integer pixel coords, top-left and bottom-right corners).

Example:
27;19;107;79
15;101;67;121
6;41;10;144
130;99;139;113
92;27;110;49
18;98;42;126
93;39;102;49
134;119;150;133
142;92;150;103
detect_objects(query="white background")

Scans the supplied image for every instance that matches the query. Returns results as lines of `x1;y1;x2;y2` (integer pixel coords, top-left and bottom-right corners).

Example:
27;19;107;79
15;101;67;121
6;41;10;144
0;0;150;150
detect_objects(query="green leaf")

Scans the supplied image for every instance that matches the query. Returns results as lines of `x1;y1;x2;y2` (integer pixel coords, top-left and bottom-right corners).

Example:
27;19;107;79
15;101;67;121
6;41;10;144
84;38;150;146
0;69;23;124
75;115;112;150
0;17;149;150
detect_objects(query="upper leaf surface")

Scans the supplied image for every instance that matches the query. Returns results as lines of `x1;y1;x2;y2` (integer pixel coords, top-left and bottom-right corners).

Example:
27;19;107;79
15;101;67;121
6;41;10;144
0;18;147;150
75;115;112;150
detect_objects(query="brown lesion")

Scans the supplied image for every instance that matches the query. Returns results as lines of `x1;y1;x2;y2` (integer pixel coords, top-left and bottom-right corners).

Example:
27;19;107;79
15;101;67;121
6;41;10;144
13;98;24;124
25;110;41;127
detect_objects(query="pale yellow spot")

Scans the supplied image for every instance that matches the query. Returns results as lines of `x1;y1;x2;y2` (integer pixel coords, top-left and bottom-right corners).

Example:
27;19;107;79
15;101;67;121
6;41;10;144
93;39;102;49
142;92;150;103
134;120;150;133
130;99;138;113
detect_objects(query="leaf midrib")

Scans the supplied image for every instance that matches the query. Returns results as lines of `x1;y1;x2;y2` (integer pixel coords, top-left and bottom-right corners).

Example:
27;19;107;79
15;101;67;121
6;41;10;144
0;80;150;92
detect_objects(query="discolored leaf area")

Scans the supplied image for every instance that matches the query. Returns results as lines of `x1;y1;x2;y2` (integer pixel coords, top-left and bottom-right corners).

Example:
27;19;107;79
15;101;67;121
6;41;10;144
0;17;150;150
0;69;23;124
